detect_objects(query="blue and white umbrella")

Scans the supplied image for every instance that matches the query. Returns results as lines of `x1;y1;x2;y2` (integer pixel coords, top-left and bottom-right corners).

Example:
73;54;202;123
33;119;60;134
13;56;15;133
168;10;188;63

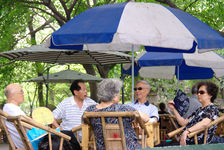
49;2;224;53
123;51;224;80
48;2;224;101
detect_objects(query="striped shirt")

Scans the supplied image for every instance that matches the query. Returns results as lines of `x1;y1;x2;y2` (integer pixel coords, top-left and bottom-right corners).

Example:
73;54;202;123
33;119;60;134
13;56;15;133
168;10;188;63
53;96;96;130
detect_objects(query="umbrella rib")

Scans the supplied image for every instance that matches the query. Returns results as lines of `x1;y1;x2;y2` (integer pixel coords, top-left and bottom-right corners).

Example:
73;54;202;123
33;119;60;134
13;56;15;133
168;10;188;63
54;52;63;63
85;51;102;66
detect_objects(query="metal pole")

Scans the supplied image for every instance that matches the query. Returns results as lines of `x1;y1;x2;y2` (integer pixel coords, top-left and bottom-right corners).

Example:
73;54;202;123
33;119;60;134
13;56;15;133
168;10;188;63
121;64;125;104
46;68;50;107
131;45;134;103
177;65;180;91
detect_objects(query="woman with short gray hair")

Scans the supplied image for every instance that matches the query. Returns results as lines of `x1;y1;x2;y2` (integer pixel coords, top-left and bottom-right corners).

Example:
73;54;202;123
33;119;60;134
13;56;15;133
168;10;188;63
84;78;141;150
97;78;123;103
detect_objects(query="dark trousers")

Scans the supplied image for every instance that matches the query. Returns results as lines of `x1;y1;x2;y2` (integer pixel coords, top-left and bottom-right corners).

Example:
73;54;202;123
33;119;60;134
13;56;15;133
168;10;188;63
62;130;81;150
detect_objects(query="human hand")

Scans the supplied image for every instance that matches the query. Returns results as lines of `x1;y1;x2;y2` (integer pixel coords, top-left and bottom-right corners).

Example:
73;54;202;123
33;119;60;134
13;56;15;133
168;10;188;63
138;111;150;123
168;100;175;111
180;130;188;146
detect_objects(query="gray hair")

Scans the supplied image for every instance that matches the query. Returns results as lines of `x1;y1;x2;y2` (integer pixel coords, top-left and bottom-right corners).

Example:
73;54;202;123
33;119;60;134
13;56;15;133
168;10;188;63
97;78;123;102
136;80;150;89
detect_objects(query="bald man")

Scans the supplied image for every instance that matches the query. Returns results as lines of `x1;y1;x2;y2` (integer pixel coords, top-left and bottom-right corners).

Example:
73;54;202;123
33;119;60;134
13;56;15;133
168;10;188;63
3;83;26;149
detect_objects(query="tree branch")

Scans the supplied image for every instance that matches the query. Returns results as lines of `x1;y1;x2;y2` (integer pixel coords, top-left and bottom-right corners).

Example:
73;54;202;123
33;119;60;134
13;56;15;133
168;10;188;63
59;0;69;19
156;0;179;9
16;0;44;5
68;0;79;19
23;4;65;26
184;0;199;11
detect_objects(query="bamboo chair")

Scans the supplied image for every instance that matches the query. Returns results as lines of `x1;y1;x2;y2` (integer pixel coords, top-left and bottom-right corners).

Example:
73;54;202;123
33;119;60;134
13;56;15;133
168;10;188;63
144;122;160;148
159;114;179;142
80;111;149;150
0;109;18;150
6;115;71;150
168;115;224;144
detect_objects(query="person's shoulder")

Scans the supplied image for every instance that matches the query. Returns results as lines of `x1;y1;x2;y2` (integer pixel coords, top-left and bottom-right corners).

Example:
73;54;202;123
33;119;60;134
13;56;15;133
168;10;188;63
58;96;73;104
118;103;136;111
85;104;97;112
85;97;97;104
3;103;17;111
149;103;158;109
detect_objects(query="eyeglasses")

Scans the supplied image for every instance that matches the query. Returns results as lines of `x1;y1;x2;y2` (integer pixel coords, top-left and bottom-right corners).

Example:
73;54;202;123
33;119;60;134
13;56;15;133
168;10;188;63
134;87;145;91
197;90;206;95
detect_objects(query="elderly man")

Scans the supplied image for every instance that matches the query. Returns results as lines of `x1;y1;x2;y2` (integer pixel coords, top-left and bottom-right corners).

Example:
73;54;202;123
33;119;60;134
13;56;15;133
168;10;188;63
52;80;96;131
129;80;159;123
3;83;27;149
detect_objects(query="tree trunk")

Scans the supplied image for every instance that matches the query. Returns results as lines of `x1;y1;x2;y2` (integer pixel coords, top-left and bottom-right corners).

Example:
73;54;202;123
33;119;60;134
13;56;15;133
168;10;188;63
83;64;98;101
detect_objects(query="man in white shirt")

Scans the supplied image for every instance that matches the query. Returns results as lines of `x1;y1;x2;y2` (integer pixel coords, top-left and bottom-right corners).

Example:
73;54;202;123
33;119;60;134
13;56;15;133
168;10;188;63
52;80;96;133
129;80;159;123
3;83;26;149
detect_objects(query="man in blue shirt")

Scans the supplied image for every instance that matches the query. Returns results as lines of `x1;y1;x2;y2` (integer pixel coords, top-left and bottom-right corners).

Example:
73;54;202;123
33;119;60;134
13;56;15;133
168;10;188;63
129;80;159;123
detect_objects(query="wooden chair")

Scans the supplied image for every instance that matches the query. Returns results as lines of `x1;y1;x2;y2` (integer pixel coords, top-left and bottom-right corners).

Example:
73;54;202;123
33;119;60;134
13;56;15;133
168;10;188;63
144;122;160;148
168;115;224;144
0;109;19;150
79;111;149;150
159;114;179;142
3;110;71;150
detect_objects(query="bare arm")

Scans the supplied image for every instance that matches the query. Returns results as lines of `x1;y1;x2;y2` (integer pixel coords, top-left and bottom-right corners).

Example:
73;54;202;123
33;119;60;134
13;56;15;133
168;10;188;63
180;118;212;145
52;119;63;130
168;100;189;126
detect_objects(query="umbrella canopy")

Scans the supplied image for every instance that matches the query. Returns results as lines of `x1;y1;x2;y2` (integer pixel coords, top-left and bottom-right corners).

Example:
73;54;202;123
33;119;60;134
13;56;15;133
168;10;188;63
123;51;224;80
49;2;224;53
24;70;103;83
0;44;131;65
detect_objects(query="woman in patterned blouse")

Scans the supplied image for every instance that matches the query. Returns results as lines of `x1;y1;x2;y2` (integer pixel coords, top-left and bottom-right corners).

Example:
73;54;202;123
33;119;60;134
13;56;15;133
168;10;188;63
83;78;149;150
168;81;219;145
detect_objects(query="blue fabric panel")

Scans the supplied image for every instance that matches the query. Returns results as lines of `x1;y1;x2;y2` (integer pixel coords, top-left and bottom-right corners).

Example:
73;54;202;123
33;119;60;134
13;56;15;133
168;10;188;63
138;52;183;67
122;63;140;76
52;3;127;46
164;6;224;50
145;41;197;53
49;38;83;50
176;61;214;80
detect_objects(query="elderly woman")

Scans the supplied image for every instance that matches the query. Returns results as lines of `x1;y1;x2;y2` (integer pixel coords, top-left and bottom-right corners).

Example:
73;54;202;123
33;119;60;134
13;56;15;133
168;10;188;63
168;81;219;145
84;78;142;150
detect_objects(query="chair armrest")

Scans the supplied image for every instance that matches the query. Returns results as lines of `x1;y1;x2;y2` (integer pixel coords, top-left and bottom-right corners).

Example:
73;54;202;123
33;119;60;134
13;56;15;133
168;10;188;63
167;126;185;138
7;115;71;141
71;125;82;133
134;111;150;137
188;115;224;138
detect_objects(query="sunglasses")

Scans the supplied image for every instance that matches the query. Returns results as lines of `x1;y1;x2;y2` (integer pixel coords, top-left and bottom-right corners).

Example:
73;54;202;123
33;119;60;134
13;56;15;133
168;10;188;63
134;87;144;91
197;90;206;95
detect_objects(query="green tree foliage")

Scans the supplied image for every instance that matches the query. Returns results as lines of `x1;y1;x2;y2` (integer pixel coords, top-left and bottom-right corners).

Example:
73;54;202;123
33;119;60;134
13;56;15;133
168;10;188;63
0;0;224;112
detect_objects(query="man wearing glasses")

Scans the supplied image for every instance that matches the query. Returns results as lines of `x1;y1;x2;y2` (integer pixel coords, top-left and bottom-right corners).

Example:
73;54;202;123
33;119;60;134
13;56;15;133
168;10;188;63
128;80;159;123
3;83;27;149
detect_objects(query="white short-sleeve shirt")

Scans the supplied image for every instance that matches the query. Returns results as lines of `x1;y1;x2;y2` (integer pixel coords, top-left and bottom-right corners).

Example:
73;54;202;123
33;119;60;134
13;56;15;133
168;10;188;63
3;103;26;149
53;96;96;130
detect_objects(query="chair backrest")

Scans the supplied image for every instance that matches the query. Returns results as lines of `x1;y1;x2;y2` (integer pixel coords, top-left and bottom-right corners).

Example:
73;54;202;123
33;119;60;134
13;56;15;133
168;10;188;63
82;111;149;150
159;114;178;142
168;115;224;144
6;115;71;150
0;109;18;150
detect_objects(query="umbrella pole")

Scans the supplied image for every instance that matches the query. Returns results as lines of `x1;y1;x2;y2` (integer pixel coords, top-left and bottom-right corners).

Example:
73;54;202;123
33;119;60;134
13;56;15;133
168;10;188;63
177;65;180;91
46;68;50;107
121;63;125;104
131;45;134;103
